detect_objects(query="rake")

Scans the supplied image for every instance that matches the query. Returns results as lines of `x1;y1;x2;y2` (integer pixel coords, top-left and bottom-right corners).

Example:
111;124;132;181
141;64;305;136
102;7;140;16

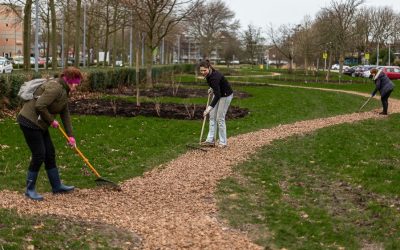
358;96;373;112
58;126;121;191
186;92;213;151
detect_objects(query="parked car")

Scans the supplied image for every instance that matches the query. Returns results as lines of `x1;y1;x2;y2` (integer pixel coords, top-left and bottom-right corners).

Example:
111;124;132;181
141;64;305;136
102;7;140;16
115;60;123;67
13;56;23;65
360;66;374;78
12;56;36;65
0;59;13;73
331;64;340;70
343;66;357;76
378;66;400;80
354;65;370;77
38;57;46;65
331;64;349;71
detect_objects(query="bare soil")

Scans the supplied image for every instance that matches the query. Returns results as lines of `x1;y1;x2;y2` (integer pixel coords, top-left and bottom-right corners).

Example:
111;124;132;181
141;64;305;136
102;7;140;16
69;99;249;120
105;86;251;99
1;86;398;249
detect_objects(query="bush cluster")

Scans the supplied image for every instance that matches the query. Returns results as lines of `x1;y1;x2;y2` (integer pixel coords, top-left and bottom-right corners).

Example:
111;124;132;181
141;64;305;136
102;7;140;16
0;64;196;111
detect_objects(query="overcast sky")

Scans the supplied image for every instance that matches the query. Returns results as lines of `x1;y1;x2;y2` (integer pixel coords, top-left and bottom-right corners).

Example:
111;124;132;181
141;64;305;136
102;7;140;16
225;0;400;29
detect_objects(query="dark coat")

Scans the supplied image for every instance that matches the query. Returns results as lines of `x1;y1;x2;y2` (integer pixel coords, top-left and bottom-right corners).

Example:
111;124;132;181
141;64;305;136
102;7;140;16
18;78;74;136
372;70;395;97
206;69;233;108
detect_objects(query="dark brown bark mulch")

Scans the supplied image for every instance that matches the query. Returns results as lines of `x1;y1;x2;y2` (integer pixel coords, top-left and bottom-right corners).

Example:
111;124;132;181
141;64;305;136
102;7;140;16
69;99;249;120
105;87;251;99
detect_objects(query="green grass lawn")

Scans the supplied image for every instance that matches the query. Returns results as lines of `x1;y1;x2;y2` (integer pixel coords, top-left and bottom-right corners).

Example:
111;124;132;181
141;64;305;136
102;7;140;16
217;114;400;249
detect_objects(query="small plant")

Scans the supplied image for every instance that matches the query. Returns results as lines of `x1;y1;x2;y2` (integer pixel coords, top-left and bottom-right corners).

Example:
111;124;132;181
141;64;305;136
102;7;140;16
117;84;126;94
170;71;180;96
154;97;161;117
110;99;117;116
184;102;196;119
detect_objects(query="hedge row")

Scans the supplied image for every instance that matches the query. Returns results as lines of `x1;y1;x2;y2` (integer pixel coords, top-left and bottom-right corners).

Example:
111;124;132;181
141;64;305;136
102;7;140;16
0;64;196;110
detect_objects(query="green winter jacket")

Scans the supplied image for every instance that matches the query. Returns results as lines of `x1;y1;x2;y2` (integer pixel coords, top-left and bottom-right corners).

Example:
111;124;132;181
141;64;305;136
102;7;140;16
18;78;74;136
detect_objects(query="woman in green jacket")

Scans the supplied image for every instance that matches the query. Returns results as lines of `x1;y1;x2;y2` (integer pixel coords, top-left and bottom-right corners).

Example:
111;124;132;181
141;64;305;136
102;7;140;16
18;67;83;201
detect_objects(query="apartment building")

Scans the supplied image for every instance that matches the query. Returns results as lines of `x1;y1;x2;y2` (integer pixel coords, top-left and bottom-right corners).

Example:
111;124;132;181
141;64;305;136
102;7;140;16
0;4;23;58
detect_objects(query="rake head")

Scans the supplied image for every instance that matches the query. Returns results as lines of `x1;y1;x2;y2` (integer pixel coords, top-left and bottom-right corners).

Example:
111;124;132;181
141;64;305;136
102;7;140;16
95;177;122;191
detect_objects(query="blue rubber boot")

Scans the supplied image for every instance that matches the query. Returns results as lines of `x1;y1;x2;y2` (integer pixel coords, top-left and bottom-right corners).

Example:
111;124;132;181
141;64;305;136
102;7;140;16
25;171;44;201
46;168;74;193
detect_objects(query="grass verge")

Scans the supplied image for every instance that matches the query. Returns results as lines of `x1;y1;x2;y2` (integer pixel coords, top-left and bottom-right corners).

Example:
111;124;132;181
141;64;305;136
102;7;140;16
217;114;400;249
0;208;141;249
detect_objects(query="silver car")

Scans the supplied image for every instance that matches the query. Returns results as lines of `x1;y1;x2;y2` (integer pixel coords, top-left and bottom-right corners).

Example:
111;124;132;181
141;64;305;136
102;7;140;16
0;59;13;73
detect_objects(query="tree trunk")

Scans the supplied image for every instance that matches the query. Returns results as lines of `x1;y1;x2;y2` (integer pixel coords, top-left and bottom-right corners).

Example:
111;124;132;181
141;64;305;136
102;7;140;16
326;51;332;81
121;23;126;64
23;0;32;71
111;4;118;67
145;44;153;88
49;0;57;69
65;0;71;67
304;57;308;76
46;12;50;69
74;0;81;67
136;32;140;106
103;4;110;66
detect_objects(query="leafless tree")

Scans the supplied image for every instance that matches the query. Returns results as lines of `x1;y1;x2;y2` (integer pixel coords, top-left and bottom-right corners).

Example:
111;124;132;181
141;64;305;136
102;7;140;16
321;0;364;72
187;0;238;59
267;24;296;72
23;0;32;69
49;0;57;68
292;16;318;75
220;31;242;65
242;24;265;65
351;7;373;63
369;6;397;65
126;0;201;87
73;0;81;67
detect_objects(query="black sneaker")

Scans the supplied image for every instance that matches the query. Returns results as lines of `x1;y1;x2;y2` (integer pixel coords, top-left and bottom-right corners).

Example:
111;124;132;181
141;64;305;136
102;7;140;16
379;112;388;115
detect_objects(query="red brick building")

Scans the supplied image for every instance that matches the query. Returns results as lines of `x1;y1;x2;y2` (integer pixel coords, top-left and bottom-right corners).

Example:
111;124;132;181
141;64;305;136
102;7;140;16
0;4;23;58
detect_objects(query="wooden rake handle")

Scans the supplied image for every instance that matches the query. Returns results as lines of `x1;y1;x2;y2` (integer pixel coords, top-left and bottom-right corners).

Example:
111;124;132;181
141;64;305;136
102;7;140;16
359;96;373;112
199;92;212;144
58;126;102;178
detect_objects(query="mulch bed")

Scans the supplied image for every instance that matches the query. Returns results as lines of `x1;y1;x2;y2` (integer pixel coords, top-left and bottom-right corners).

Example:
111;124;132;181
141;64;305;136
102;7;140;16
105;86;252;99
69;99;249;120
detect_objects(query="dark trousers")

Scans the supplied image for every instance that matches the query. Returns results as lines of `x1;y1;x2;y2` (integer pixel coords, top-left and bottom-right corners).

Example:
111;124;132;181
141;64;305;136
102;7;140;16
381;90;393;114
20;125;57;172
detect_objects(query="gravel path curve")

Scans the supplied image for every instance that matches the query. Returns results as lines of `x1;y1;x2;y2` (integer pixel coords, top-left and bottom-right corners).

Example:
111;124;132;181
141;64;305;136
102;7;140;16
1;87;399;249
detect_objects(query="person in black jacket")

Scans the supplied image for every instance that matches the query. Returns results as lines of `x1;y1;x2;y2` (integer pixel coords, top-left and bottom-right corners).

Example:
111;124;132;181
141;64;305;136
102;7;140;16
199;60;233;148
370;68;395;115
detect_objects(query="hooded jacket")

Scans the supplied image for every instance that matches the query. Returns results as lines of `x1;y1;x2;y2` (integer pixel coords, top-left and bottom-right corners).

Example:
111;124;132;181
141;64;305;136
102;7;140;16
372;69;395;97
17;78;74;136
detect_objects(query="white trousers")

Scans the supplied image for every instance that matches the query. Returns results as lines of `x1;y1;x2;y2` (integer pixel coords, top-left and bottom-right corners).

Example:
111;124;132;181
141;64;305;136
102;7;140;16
206;94;233;145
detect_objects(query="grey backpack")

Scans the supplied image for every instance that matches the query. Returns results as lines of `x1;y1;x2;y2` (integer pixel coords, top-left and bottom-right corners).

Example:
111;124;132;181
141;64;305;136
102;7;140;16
18;78;47;101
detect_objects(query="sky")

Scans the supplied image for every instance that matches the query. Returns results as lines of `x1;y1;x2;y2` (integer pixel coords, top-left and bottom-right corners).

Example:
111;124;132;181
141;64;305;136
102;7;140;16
225;0;400;29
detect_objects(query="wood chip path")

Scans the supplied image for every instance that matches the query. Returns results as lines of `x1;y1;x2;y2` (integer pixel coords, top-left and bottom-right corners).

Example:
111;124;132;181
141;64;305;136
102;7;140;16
1;86;398;249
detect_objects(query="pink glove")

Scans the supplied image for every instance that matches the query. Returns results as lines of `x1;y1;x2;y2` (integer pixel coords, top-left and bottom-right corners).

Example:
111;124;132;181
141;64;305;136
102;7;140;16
68;137;76;147
51;120;59;128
